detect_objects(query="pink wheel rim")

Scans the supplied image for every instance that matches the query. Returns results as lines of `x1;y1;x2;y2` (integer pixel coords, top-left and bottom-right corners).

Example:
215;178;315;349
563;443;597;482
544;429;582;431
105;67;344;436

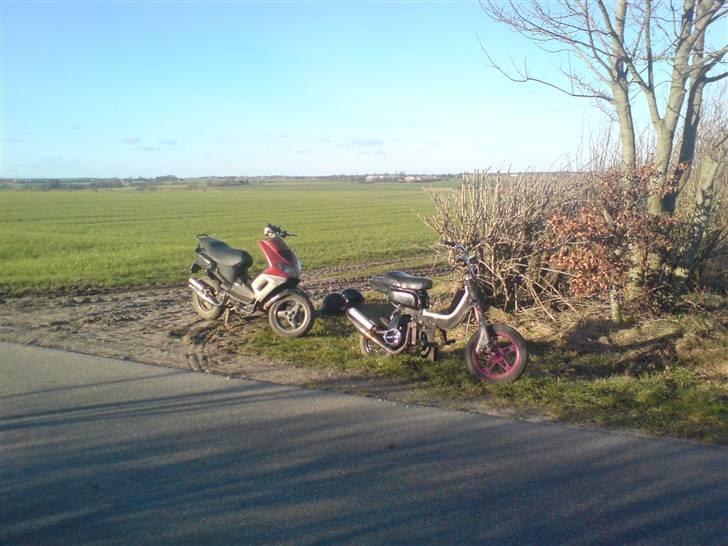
471;331;520;380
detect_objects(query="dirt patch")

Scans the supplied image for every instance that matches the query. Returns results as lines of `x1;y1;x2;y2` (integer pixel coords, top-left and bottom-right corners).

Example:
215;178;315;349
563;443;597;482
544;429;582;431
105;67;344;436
0;262;493;413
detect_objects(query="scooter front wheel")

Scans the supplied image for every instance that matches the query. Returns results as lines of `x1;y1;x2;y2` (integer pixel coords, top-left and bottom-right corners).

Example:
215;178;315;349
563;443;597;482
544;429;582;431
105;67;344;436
267;293;314;338
465;324;528;383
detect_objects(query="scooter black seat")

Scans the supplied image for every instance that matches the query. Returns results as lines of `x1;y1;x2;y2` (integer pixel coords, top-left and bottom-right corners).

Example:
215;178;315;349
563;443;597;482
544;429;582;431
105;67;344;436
199;237;253;268
372;271;433;291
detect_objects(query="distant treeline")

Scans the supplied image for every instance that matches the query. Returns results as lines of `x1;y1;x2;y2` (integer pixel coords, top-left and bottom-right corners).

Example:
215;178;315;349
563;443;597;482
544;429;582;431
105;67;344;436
1;174;469;192
0;176;251;191
0;174;462;191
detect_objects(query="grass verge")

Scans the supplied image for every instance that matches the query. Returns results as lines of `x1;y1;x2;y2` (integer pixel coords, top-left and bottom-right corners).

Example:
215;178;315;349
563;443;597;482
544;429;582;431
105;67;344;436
231;296;728;445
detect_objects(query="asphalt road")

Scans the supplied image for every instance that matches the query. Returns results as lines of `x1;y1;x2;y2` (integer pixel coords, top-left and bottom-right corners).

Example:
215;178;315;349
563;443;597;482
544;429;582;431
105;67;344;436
1;342;726;545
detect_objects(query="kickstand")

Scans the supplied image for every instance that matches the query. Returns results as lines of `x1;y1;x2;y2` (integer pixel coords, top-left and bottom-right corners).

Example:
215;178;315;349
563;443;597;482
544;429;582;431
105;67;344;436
437;328;455;346
223;308;231;328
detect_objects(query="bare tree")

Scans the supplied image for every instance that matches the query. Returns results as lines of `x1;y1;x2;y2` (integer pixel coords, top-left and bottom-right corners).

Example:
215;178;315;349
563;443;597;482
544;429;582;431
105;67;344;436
677;89;728;280
480;0;727;217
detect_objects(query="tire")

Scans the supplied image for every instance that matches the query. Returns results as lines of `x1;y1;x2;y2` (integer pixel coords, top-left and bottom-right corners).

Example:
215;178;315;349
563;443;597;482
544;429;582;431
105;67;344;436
465;324;528;383
359;316;391;356
360;335;386;356
267;293;314;338
192;279;224;321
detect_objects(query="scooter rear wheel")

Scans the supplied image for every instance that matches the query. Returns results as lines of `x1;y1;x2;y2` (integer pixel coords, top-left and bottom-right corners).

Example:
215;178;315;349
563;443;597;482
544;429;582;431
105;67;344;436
191;279;224;321
465;324;528;383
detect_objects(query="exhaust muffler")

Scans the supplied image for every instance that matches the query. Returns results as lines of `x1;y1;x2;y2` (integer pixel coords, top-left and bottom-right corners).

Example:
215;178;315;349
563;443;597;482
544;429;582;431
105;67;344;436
188;278;221;307
346;307;395;353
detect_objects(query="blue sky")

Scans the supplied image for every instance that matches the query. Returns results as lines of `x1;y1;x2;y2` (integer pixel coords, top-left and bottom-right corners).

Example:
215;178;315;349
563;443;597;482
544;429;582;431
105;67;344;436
1;1;608;178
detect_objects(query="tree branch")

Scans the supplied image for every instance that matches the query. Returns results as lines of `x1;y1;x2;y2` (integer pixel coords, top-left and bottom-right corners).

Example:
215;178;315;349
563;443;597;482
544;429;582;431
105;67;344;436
705;71;728;83
477;34;613;102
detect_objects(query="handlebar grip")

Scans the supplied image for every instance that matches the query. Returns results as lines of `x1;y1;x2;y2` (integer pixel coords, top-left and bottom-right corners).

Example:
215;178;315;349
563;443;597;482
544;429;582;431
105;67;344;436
441;240;458;247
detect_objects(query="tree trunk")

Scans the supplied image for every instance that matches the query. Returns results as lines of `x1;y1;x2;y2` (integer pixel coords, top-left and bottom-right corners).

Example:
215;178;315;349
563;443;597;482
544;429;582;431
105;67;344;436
676;32;707;175
612;81;637;170
609;286;623;324
650;126;680;215
688;155;719;264
672;13;709;284
611;0;636;172
674;145;723;286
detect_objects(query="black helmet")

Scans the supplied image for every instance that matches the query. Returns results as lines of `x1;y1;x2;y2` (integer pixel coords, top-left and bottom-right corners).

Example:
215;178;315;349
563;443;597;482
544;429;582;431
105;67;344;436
321;292;347;315
341;288;364;307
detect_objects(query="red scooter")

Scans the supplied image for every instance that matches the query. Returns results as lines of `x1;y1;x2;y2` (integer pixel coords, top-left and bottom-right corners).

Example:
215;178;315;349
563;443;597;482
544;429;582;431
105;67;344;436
188;224;314;338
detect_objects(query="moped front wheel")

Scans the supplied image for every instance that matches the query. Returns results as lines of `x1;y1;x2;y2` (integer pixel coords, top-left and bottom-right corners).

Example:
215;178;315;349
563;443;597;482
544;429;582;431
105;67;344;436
465;324;528;383
267;293;314;338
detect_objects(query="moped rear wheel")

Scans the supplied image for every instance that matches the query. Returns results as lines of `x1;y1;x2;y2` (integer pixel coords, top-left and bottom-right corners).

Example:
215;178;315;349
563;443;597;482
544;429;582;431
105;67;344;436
360;329;437;361
360;335;387;356
268;293;314;338
465;324;528;383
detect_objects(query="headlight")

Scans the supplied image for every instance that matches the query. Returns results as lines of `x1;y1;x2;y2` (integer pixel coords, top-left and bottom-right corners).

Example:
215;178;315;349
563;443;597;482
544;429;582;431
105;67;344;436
277;263;297;277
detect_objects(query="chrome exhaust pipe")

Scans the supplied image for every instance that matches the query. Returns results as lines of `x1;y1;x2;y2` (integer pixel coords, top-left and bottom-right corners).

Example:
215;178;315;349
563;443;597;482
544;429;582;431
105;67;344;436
346;307;395;353
188;278;221;307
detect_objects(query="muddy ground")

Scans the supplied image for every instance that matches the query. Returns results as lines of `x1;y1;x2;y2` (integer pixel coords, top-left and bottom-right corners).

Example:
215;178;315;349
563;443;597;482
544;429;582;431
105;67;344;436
0;260;489;412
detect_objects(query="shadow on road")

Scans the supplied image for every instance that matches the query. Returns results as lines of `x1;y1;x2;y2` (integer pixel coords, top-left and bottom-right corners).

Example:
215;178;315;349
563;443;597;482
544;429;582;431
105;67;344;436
2;375;726;545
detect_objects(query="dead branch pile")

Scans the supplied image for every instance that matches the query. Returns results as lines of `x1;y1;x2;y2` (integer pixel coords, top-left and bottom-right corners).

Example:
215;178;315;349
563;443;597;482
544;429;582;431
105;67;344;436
424;171;585;312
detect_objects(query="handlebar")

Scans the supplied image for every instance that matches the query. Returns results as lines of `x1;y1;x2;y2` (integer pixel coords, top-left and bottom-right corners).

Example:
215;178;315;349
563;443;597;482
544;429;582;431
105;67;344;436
264;223;296;238
439;239;478;273
439;239;466;253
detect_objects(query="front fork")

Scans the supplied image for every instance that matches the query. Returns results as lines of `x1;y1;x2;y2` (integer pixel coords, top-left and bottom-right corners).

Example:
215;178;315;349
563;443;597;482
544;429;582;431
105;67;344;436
470;283;494;353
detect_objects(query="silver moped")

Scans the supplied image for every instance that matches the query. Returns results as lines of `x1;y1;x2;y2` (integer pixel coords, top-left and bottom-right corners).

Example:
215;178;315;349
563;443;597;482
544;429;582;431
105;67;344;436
346;241;529;383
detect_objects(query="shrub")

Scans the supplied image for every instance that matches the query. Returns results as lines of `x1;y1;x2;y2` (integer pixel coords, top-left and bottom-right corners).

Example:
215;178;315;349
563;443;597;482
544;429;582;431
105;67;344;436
547;165;691;317
424;165;721;319
424;171;584;311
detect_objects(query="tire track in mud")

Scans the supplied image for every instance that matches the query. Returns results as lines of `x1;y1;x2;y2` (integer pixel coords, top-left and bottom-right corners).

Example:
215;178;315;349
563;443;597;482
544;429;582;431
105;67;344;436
303;259;450;299
0;258;450;384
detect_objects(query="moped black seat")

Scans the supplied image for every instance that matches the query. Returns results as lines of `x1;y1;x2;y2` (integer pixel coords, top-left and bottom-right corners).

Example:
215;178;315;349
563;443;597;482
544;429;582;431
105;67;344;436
198;237;253;268
371;271;433;291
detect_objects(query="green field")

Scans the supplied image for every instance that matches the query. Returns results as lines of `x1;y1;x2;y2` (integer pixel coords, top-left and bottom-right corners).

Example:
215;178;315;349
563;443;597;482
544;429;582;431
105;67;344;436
0;181;443;293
